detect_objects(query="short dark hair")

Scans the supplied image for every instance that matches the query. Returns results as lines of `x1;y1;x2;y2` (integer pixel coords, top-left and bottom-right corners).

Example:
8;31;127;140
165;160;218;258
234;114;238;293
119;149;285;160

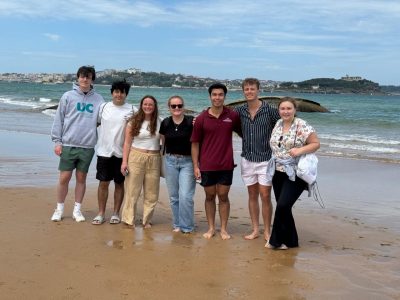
77;66;96;81
242;78;260;90
111;80;131;95
208;82;227;96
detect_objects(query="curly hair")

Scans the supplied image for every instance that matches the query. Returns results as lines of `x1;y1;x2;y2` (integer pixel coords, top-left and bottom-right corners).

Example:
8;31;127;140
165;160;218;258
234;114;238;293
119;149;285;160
128;95;159;137
111;79;131;95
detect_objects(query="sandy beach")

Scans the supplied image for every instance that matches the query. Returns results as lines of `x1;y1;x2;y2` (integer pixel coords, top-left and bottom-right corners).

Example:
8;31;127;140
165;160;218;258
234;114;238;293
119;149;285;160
0;131;399;299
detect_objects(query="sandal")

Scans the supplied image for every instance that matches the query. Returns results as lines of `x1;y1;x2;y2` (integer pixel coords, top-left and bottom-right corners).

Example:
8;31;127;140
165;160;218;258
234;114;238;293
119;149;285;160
92;215;105;225
109;215;121;224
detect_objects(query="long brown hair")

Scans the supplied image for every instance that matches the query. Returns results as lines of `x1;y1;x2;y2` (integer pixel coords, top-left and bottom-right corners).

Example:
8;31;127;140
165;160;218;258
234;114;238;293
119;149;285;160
128;95;159;137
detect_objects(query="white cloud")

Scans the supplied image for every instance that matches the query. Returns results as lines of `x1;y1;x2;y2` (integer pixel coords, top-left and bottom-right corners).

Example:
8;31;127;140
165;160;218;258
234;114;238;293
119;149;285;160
21;51;76;59
194;37;228;47
43;33;60;41
1;0;399;84
2;0;400;32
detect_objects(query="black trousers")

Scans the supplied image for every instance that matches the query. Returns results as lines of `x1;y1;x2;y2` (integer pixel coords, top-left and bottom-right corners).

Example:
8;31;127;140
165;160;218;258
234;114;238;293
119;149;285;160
269;171;307;248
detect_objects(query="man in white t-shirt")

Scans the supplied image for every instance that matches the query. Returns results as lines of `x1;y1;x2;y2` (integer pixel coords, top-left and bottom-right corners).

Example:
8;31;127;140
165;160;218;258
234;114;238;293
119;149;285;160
92;80;138;225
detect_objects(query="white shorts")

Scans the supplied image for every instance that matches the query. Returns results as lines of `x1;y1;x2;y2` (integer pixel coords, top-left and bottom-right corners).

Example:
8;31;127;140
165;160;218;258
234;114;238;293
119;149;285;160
240;157;271;187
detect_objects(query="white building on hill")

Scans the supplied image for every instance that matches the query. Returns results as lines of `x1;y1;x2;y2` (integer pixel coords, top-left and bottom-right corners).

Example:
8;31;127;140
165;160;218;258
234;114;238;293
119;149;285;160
341;75;363;81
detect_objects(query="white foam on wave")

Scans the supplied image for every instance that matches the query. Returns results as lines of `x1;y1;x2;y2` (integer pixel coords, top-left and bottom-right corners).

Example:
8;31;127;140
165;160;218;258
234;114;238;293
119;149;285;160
39;97;52;102
42;109;56;118
319;133;400;145
0;96;56;110
323;150;344;155
328;142;400;153
0;97;41;108
321;150;362;158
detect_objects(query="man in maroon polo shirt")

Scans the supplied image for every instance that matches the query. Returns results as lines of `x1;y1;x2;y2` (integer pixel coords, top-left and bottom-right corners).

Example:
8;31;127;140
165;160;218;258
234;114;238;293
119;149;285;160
191;83;241;240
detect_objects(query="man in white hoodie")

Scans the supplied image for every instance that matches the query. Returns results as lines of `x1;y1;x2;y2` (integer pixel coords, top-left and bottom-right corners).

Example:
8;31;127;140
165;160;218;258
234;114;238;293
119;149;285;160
50;66;105;222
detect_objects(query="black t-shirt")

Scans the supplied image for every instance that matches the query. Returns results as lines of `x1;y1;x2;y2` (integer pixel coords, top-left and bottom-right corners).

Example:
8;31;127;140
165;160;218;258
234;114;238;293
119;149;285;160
159;115;194;156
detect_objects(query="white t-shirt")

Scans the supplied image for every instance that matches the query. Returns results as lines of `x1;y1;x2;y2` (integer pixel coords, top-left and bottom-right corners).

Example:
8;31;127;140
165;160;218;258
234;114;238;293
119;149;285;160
96;102;137;157
131;120;161;151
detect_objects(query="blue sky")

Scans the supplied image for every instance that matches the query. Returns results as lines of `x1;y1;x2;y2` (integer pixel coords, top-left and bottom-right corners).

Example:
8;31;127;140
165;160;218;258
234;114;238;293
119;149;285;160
0;0;399;85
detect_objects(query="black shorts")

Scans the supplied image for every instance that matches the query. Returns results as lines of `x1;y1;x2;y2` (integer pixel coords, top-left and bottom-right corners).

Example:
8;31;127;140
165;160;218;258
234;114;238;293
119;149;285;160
200;170;233;187
96;156;125;184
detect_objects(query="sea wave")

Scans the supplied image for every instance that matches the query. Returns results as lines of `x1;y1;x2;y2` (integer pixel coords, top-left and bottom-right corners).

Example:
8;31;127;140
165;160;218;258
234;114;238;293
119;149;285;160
0;97;43;109
319;133;400;145
318;149;400;164
325;142;400;153
0;96;56;110
41;109;56;118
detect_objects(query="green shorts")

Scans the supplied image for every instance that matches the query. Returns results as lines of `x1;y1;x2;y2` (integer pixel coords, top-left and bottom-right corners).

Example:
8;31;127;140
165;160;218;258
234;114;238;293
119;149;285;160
58;146;95;173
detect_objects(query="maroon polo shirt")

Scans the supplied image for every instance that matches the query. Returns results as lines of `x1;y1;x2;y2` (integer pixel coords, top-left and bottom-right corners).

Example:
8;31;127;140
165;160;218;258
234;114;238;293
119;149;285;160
191;107;241;171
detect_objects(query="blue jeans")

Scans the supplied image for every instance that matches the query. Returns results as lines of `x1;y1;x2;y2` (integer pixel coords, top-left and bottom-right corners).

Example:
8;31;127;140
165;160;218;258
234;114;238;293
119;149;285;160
164;154;196;232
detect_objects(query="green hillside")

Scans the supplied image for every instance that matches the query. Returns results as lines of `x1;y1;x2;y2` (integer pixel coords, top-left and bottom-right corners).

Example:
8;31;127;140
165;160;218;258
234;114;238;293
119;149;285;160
279;78;381;93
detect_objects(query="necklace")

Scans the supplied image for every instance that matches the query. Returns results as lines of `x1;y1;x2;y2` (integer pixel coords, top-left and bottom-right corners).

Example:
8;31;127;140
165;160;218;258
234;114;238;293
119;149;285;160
172;117;184;131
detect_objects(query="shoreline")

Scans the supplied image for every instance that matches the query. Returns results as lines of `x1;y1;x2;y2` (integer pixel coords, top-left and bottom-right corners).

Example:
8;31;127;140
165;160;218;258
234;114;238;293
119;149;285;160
1;129;399;232
0;79;395;95
1;129;398;179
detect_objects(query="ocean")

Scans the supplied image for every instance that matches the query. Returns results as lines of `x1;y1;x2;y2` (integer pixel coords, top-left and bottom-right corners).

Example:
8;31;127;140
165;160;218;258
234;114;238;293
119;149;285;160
1;81;399;231
1;81;399;163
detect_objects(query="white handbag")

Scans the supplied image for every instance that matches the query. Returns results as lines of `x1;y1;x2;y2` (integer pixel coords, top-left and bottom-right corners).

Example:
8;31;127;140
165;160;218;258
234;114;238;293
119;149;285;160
296;153;318;185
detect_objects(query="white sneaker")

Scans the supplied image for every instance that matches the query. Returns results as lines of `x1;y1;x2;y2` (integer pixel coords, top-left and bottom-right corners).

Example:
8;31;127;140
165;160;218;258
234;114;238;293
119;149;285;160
265;242;275;249
278;244;288;250
72;210;86;222
51;209;63;222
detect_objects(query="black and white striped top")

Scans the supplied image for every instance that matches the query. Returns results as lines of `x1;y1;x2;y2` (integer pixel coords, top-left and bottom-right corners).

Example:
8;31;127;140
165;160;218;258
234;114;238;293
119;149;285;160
234;101;280;162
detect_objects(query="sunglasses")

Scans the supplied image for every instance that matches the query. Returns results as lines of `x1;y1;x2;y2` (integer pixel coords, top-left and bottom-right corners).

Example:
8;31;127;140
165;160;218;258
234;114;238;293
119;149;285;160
170;104;183;109
278;135;283;148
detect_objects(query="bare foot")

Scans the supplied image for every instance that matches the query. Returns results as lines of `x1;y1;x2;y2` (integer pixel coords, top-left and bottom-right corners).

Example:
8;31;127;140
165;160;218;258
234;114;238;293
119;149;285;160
202;229;215;239
172;228;180;233
220;230;231;240
244;231;259;240
123;222;135;228
264;233;270;241
143;223;152;229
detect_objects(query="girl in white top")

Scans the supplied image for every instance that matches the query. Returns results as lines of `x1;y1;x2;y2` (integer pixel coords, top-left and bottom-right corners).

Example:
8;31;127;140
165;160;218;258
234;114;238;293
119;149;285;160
121;95;161;228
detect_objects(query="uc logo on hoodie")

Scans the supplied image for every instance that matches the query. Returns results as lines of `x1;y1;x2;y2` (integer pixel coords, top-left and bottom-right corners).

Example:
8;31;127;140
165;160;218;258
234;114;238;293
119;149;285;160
76;103;94;113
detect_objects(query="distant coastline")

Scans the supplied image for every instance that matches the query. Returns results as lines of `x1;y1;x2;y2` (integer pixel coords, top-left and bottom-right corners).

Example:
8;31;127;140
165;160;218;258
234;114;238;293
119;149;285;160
1;69;399;95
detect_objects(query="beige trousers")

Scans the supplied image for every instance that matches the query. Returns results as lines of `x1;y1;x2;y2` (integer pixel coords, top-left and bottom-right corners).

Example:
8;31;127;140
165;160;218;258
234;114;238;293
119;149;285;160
121;149;161;225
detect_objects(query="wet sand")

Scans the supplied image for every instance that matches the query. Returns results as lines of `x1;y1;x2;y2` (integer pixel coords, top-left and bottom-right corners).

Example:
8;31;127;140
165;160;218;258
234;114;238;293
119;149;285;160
0;181;399;299
0;130;399;299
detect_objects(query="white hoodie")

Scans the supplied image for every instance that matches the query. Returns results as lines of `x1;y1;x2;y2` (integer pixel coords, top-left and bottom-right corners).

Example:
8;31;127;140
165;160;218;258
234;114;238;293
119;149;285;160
51;83;104;148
